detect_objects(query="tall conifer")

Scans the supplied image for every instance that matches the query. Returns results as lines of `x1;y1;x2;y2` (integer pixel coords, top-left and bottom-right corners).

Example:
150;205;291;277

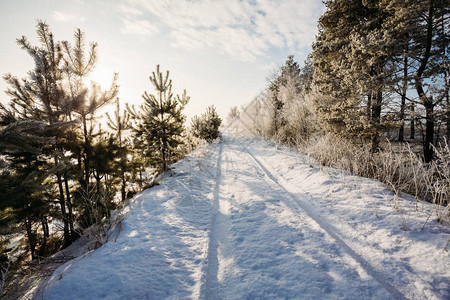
62;28;118;187
3;21;74;245
132;65;189;172
106;98;131;201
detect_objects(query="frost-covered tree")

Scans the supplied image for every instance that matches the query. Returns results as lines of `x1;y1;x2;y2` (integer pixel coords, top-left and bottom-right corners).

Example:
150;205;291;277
268;55;302;139
260;55;318;144
313;0;420;151
313;0;448;158
227;106;240;125
238;91;272;137
312;7;362;141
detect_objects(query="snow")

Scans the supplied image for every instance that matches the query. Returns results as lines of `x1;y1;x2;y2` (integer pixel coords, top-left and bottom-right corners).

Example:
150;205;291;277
35;134;450;299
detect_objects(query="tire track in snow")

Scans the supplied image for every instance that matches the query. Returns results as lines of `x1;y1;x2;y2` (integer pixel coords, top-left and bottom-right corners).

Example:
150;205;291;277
233;136;407;300
202;140;224;299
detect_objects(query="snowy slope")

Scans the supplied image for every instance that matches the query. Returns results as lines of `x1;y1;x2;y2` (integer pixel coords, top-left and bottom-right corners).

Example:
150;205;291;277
36;135;450;299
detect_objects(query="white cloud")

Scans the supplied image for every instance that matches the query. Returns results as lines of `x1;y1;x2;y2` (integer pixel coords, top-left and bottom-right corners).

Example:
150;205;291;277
117;4;144;16
171;26;267;61
120;19;158;37
121;0;325;61
53;11;85;23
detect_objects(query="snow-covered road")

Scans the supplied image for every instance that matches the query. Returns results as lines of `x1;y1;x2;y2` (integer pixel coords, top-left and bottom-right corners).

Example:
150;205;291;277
38;135;450;299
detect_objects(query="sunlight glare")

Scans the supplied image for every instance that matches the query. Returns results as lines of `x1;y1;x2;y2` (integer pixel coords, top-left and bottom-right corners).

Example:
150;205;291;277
83;65;118;130
84;65;116;91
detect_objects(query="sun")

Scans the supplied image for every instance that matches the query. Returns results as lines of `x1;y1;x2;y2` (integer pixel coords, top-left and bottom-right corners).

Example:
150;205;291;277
84;65;117;91
81;65;119;129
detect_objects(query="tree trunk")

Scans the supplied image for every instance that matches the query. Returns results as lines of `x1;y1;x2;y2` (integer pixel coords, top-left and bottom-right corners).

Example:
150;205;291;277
119;132;126;202
77;155;82;171
399;52;408;142
447;94;450;144
435;122;441;144
445;70;450;143
415;0;434;162
371;86;383;152
95;171;101;195
159;91;168;172
64;173;74;237
24;218;37;260
56;171;71;246
424;101;435;162
41;217;49;242
410;102;415;139
40;216;49;253
83;115;91;188
367;93;372;120
121;172;126;202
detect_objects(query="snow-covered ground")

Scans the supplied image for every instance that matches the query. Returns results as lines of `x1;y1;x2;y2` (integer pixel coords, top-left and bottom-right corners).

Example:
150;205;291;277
35;135;450;299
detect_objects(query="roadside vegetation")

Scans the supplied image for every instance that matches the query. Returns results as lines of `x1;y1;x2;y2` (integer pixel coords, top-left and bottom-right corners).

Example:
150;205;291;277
0;21;221;297
228;0;449;225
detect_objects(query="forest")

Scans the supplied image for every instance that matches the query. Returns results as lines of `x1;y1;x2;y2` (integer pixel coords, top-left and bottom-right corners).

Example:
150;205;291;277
229;0;449;221
0;21;222;291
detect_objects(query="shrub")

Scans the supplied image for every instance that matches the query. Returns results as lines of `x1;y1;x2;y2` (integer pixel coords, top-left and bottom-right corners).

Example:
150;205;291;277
300;134;450;223
191;105;222;142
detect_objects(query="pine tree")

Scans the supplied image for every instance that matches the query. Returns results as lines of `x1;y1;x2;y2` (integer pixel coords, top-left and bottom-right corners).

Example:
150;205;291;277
0;117;56;259
90;132;118;216
0;120;53;155
312;0;362;137
312;0;405;150
3;21;75;246
106;98;131;201
132;65;189;172
61;28;118;188
268;55;302;139
397;47;410;142
411;0;448;161
385;0;449;161
191;105;222;142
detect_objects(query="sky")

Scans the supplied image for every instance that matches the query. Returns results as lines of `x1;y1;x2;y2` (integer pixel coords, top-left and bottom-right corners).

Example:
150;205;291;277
0;0;325;122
